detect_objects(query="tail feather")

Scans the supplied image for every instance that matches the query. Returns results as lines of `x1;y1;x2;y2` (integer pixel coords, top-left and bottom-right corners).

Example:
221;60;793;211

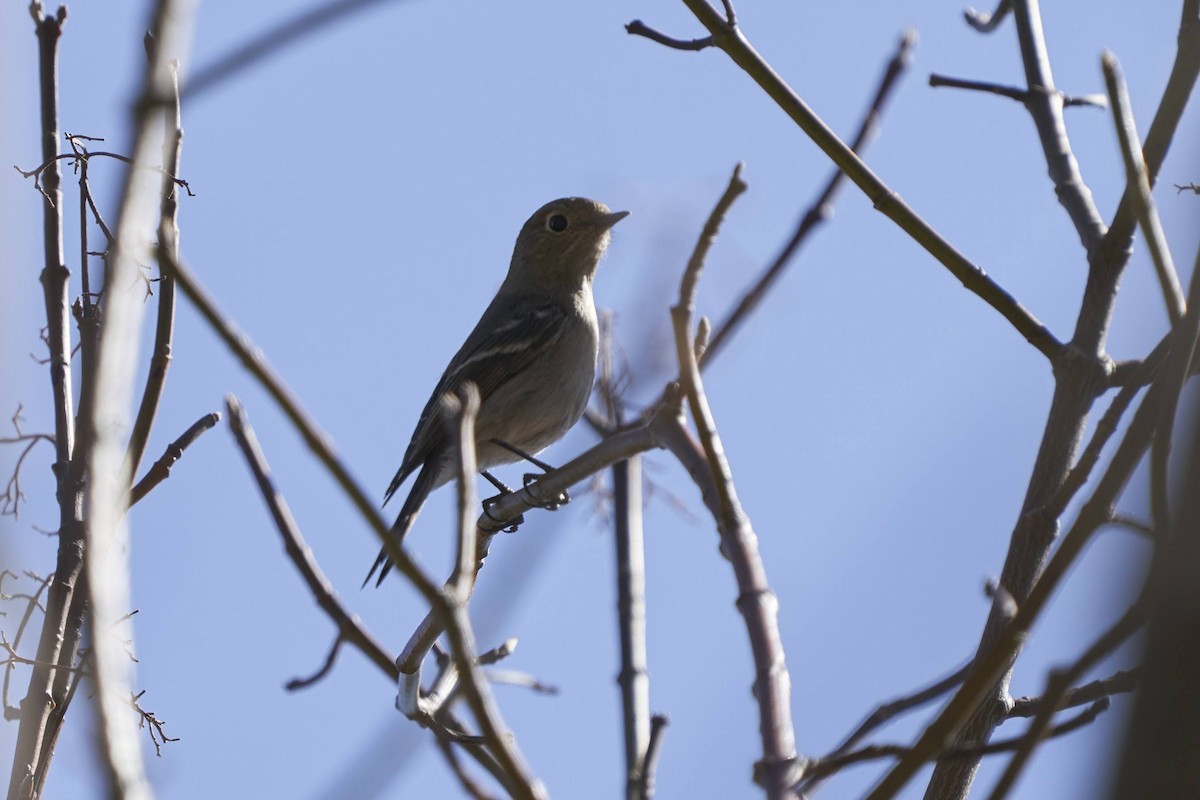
363;460;437;588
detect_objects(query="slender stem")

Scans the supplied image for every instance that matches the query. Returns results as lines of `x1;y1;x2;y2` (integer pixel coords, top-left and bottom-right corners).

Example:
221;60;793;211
614;456;651;800
1103;53;1185;326
128;412;221;506
441;386;546;800
9;10;81;799
80;1;197;797
634;1;1063;361
671;165;798;799
702;30;914;369
125;61;183;481
225;397;395;677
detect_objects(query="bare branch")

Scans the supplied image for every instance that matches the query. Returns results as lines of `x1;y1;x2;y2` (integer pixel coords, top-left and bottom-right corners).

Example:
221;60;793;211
625;20;714;51
128;412;220;507
183;0;395;100
440;385;547;800
158;251;444;605
614;455;650;800
225;396;398;680
805;700;1111;784
796;660;971;796
632;0;1064;362
125;58;185;483
9;8;87;796
80;2;196;796
869;238;1200;798
1102;52;1185;326
703;31;915;368
670;165;799;798
1007;669;1139;719
928;73;1106;108
986;602;1146;799
638;714;670;800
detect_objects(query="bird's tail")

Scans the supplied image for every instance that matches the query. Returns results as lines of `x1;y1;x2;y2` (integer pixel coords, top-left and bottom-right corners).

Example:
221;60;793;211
363;462;437;587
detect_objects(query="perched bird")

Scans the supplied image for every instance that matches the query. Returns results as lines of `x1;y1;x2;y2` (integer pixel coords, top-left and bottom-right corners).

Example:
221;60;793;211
366;197;628;586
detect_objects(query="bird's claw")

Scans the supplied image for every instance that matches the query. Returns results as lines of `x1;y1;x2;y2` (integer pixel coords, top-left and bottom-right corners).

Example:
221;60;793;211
482;493;524;532
523;473;569;510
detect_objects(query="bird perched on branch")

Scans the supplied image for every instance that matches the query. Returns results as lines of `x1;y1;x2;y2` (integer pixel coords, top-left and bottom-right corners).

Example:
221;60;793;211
366;197;628;586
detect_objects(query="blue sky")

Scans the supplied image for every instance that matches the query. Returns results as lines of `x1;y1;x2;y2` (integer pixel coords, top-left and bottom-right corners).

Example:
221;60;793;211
2;1;1198;798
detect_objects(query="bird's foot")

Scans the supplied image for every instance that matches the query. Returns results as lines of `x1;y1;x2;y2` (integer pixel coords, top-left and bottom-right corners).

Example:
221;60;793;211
480;470;524;532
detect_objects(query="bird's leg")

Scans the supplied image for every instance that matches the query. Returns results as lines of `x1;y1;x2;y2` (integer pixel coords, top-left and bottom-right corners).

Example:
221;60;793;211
489;438;571;510
480;469;524;532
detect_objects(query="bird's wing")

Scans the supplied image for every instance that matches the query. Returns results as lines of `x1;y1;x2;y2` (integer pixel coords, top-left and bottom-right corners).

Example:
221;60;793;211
383;300;569;505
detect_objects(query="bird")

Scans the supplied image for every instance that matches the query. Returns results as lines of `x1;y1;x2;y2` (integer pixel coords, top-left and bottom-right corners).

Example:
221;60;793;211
366;197;628;586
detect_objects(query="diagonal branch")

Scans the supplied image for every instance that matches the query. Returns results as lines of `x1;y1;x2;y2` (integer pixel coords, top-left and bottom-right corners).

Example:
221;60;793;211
128;412;221;506
1102;53;1185;326
225;397;395;678
629;1;1063;362
702;30;915;369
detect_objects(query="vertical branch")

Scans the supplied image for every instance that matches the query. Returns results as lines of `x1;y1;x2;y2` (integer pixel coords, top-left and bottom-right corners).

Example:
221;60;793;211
441;385;547;800
669;165;799;799
81;0;195;797
614;455;651;800
1009;0;1106;249
125;58;183;481
9;9;81;799
924;7;1199;798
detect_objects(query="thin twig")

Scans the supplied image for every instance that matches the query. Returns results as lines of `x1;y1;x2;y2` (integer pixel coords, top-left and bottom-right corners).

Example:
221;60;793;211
182;0;396;99
9;9;84;798
125;59;185;483
441;386;546;800
1007;668;1139;719
928;73;1106;108
703;30;915;369
670;165;799;799
1102;52;1185;326
1101;3;1200;263
805;700;1110;783
224;396;397;680
869;238;1200;798
796;660;971;795
614;455;650;800
986;602;1146;799
638;714;669;800
629;0;1065;362
128;412;220;506
158;251;443;604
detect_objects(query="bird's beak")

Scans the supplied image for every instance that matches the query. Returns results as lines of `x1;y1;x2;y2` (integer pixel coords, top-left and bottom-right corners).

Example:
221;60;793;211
601;210;630;229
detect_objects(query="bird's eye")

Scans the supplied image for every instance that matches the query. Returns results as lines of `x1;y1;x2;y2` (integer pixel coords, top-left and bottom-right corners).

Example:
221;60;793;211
546;213;569;233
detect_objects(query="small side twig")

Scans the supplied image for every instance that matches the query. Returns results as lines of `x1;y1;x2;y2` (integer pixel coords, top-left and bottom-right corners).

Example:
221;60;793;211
128;411;220;506
637;714;670;800
929;73;1106;108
